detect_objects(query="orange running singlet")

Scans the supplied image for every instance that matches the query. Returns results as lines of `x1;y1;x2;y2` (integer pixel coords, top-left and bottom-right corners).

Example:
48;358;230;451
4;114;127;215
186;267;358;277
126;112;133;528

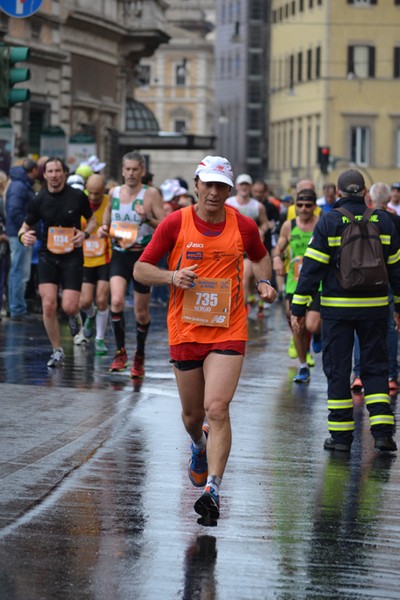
167;205;247;345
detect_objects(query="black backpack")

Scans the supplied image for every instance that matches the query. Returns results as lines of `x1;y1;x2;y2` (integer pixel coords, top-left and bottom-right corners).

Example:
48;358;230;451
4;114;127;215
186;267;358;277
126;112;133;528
334;206;388;291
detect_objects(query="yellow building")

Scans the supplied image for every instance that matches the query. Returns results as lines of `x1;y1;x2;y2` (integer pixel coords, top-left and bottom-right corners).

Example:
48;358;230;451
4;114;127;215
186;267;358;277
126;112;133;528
268;0;400;194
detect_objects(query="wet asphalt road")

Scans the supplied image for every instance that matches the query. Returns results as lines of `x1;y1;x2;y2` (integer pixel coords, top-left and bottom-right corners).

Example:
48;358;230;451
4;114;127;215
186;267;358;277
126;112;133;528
0;302;400;599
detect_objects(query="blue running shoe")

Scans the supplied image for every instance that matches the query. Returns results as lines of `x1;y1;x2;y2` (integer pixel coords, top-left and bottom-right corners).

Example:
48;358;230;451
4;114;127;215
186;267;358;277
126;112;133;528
312;333;322;354
188;425;209;487
194;486;220;525
293;366;310;383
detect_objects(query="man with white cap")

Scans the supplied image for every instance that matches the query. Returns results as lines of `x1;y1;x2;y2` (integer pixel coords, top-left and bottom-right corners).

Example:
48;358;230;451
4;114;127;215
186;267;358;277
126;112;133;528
160;178;189;213
134;155;276;525
226;173;273;316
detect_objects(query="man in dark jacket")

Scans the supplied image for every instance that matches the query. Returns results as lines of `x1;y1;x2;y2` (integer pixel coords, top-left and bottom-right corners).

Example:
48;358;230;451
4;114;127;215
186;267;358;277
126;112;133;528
5;158;38;320
291;169;400;453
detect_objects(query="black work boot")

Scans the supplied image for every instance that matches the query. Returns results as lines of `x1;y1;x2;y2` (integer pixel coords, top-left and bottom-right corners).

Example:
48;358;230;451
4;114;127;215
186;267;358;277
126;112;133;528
324;437;352;452
374;436;397;452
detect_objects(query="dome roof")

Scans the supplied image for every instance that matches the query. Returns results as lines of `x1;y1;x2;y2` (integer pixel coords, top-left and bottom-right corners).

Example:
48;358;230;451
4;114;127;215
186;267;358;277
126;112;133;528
126;98;159;133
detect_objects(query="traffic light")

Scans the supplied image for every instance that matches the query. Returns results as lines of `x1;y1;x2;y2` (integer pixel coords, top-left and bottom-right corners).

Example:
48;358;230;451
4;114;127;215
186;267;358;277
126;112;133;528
0;44;30;109
0;45;8;109
317;146;330;175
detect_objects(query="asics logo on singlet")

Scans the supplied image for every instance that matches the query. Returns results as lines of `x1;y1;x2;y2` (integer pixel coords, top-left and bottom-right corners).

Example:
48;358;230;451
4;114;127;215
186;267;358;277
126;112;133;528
186;242;204;248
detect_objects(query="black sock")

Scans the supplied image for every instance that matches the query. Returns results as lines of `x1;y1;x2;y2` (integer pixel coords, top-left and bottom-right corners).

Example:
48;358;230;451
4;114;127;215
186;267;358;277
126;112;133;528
111;311;125;350
136;321;150;356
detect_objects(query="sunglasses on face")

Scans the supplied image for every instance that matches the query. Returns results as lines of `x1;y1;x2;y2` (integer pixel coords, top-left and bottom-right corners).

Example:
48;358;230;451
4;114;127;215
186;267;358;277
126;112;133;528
296;202;314;208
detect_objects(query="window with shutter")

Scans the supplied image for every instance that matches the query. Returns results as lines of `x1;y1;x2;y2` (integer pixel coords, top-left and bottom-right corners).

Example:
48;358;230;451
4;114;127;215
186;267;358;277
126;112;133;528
347;45;375;78
350;126;370;165
316;46;321;78
298;52;303;82
394;47;400;78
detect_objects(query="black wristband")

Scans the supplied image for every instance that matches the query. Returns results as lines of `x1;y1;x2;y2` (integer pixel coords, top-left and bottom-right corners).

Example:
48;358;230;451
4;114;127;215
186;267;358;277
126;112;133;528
256;279;272;292
84;231;90;239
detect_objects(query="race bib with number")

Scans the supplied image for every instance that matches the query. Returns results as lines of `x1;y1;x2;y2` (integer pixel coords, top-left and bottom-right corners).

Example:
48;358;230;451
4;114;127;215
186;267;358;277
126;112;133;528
83;235;107;258
110;221;138;249
47;227;75;254
182;278;232;328
293;256;303;281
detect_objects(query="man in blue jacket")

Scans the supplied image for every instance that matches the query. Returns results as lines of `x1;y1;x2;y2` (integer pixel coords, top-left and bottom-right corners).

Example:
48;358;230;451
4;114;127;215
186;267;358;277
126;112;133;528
5;158;38;320
291;169;400;453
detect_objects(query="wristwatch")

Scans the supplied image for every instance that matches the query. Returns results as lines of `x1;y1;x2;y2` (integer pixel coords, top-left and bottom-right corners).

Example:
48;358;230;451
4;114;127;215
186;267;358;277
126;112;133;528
256;279;272;292
84;231;90;239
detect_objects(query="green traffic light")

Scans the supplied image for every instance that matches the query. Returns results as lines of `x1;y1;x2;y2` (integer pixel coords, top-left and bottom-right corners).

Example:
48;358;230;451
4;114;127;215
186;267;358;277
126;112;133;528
0;45;31;107
0;45;9;109
9;68;30;85
9;47;30;63
9;89;30;104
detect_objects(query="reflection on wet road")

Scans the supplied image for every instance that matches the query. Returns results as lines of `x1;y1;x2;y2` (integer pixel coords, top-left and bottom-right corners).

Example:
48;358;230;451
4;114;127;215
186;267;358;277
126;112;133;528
0;305;399;598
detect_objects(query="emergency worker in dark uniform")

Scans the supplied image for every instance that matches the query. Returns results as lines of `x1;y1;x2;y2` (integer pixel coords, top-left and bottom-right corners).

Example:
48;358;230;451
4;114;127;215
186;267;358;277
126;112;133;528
291;169;400;453
18;157;97;367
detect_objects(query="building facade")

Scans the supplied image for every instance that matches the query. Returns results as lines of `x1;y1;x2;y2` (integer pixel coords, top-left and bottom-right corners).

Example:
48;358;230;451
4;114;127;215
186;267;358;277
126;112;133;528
133;1;216;186
214;0;270;181
269;0;400;193
0;0;169;177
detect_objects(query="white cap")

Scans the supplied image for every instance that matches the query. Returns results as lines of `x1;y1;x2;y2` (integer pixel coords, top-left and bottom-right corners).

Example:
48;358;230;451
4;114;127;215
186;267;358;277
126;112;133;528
67;174;85;191
160;178;188;201
87;155;106;173
195;155;234;187
235;173;253;186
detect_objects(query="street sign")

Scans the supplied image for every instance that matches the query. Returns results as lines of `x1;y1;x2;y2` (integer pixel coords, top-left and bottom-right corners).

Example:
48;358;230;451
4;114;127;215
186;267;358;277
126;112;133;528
0;0;43;18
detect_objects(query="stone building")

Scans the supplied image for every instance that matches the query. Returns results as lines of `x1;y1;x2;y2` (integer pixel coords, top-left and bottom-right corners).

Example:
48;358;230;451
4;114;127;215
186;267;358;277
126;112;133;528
133;1;216;187
214;0;270;181
0;0;169;177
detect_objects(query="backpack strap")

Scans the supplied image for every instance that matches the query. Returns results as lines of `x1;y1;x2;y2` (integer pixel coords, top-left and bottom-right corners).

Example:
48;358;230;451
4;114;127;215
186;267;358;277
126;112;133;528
362;207;376;223
335;206;376;223
335;206;356;222
290;218;296;230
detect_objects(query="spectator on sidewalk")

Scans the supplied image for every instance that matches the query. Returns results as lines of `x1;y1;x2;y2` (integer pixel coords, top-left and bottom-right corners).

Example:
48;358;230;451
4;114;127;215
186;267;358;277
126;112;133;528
0;171;9;319
5;158;38;321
